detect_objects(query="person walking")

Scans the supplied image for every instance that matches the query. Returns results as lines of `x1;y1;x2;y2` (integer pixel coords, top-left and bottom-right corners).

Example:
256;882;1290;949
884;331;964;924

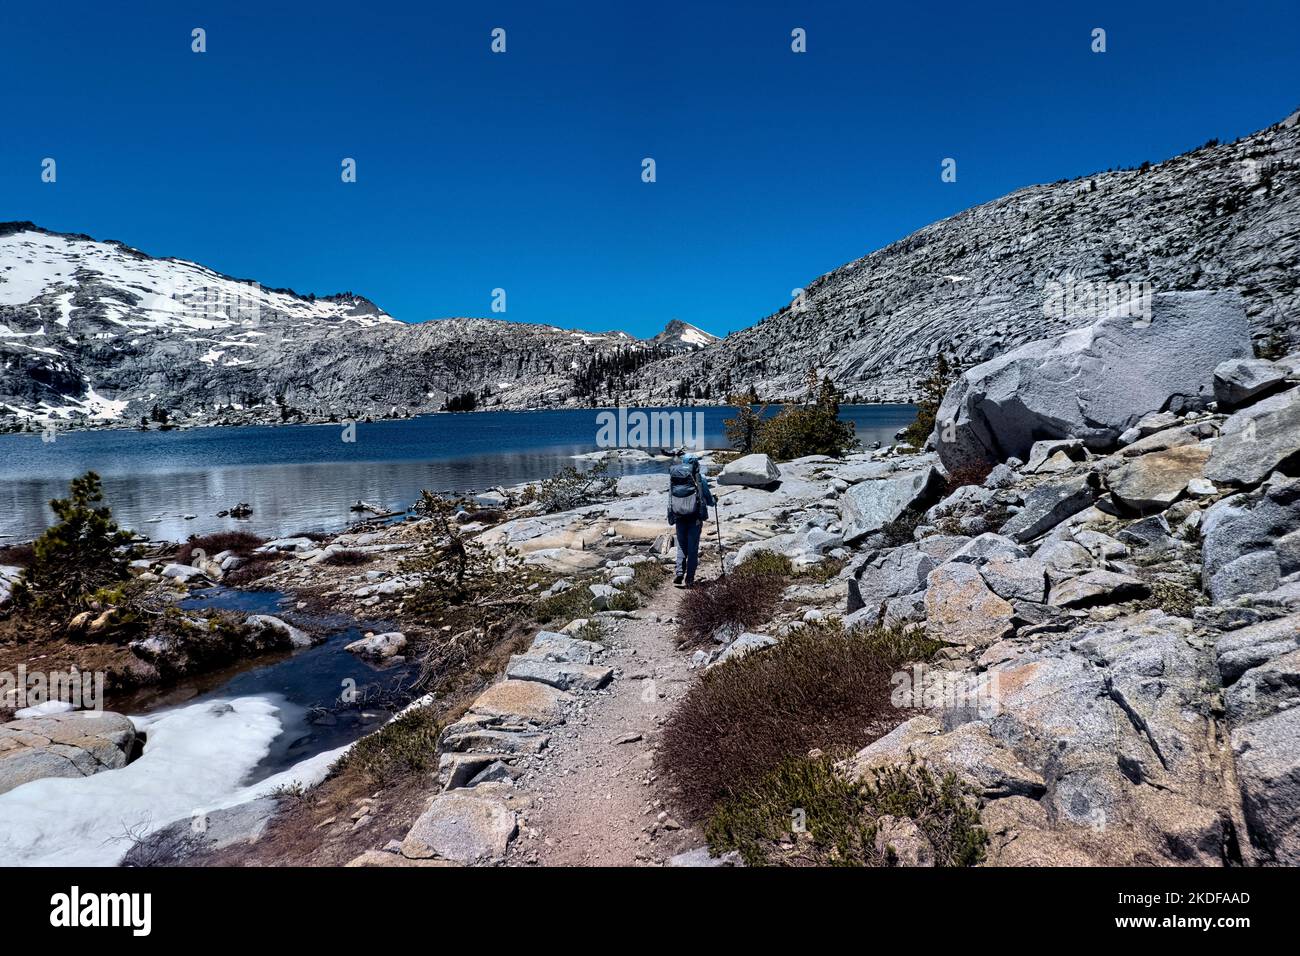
667;452;715;588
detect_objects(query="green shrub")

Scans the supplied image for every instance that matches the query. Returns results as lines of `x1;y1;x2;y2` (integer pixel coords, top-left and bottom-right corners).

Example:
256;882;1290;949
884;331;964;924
900;353;959;449
12;472;137;620
752;374;857;462
532;460;617;514
723;392;768;454
534;583;593;624
628;560;667;598
706;756;987;867
332;705;442;784
402;495;529;624
734;551;794;578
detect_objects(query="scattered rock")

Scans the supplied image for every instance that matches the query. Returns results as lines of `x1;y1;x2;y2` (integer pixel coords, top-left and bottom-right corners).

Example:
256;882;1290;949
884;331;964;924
401;791;518;864
1048;570;1149;608
999;473;1099;543
924;562;1015;648
1213;358;1288;407
344;631;407;661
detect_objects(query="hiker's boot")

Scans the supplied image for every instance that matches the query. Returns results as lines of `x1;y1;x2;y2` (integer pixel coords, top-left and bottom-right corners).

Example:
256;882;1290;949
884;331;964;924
673;574;685;588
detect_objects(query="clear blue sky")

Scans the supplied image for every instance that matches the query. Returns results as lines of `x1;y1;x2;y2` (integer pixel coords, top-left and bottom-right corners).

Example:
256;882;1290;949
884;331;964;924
2;1;1296;337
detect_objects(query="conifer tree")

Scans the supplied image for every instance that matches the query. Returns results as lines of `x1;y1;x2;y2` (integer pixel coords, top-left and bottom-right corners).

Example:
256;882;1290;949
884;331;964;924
13;471;137;617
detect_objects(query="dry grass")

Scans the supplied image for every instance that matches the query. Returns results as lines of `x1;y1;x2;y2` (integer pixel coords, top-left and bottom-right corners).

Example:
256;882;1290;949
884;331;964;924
0;543;35;568
322;548;372;567
676;553;790;646
657;618;940;821
222;554;285;587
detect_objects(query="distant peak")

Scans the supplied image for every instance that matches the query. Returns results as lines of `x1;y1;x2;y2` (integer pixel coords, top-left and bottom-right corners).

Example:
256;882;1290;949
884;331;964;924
650;319;718;350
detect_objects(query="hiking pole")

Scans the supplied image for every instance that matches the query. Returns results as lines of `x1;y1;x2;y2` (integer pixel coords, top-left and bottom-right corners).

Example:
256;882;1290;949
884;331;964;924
714;496;726;576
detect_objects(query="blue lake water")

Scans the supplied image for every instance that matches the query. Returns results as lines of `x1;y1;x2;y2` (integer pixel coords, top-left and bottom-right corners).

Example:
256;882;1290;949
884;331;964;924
0;405;916;543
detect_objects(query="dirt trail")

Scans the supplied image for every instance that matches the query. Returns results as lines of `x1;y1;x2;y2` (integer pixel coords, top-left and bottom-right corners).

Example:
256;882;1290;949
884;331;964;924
506;575;705;866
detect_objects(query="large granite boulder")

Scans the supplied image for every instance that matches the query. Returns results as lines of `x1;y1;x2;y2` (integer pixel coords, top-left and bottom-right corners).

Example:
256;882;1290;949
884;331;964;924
924;562;1015;648
718;453;781;488
847;545;937;614
934;290;1250;470
850;611;1228;865
0;711;139;795
839;466;941;544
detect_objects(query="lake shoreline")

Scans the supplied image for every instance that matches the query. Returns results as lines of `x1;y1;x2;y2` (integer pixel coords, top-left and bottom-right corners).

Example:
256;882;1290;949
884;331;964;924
0;399;919;437
0;406;919;544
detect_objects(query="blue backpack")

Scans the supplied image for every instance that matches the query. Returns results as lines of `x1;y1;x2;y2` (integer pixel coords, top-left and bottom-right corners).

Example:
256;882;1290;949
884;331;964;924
669;461;702;520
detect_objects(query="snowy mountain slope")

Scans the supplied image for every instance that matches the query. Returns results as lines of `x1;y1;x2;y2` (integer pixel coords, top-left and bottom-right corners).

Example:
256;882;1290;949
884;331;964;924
4;110;1297;426
0;224;691;426
649;319;719;351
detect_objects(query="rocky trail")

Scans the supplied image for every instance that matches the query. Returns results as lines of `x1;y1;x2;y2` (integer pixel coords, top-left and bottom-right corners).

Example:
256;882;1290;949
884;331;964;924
370;560;726;868
505;579;704;866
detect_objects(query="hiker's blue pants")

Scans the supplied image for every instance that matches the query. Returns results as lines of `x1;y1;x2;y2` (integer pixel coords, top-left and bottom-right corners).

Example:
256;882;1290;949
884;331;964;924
675;519;702;581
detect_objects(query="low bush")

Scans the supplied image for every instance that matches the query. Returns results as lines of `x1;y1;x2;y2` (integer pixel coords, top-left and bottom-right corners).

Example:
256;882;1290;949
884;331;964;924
175;531;265;565
942;461;994;492
734;551;793;578
627;560;668;599
0;543;35;568
706;756;987;867
332;705;442;784
531;461;617;514
222;554;284;587
657;619;940;820
676;554;790;645
402;495;531;626
533;583;594;624
322;548;372;567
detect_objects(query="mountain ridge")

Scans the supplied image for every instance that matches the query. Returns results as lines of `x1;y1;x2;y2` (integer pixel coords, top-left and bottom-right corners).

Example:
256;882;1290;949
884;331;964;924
2;109;1297;428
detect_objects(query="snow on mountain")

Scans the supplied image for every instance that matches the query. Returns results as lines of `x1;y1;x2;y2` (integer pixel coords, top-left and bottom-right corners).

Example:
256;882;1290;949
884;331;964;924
0;224;676;426
3;110;1296;426
649;319;719;351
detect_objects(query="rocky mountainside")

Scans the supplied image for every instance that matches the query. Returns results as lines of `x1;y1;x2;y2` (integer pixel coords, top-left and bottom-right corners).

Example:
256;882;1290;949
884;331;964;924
624;110;1300;403
4;111;1296;428
0;223;692;428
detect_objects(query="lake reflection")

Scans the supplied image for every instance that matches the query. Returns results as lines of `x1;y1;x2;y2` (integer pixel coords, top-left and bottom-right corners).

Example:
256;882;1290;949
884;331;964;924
0;405;917;542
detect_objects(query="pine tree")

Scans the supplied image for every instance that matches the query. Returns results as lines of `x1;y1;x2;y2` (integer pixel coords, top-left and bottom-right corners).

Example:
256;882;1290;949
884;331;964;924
900;352;959;448
12;471;137;617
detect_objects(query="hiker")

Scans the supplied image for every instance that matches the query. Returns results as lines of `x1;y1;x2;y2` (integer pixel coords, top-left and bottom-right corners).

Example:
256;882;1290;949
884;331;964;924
667;452;715;588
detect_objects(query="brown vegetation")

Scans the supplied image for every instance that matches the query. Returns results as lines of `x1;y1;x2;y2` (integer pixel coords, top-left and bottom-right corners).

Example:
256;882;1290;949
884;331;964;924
657;618;940;821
